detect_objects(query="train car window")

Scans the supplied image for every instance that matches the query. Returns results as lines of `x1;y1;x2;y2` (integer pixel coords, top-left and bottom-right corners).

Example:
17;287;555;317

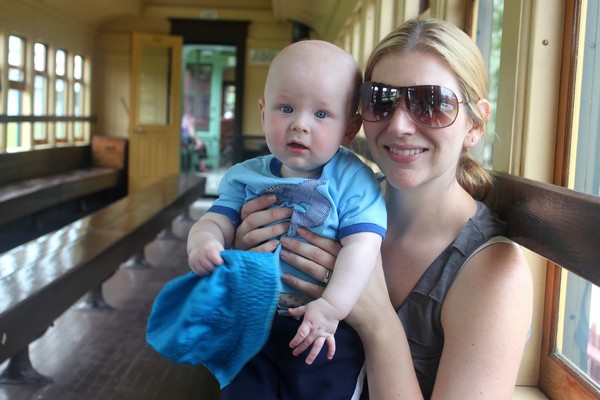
542;0;600;397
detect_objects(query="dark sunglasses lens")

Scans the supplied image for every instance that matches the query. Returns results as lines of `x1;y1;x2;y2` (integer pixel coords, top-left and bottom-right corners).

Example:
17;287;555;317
361;83;398;122
406;86;459;128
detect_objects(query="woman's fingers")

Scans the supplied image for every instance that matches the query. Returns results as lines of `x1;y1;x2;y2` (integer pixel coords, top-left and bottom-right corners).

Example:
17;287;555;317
239;194;277;220
234;195;291;251
280;247;332;284
282;273;325;300
296;227;342;259
281;228;340;268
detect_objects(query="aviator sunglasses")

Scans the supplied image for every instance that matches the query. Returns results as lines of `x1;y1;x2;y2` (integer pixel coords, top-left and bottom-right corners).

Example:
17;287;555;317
360;81;469;128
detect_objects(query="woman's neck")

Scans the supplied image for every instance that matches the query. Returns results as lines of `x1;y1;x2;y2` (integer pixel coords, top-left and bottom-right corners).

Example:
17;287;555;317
383;179;477;239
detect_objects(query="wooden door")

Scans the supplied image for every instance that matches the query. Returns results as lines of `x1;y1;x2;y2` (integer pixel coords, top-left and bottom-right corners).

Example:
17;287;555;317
129;32;182;192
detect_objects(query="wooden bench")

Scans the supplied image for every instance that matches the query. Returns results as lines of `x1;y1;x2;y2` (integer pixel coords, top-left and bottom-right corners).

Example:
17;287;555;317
486;172;600;288
0;173;206;384
0;136;127;253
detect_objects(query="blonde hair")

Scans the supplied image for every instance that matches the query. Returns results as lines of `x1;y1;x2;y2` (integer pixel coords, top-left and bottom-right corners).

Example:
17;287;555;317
365;18;493;199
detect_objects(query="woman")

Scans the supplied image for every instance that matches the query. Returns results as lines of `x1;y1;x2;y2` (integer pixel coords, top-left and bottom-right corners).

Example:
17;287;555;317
234;19;533;399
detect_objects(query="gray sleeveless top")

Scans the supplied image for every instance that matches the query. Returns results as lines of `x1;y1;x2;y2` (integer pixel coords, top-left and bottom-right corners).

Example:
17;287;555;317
396;201;508;399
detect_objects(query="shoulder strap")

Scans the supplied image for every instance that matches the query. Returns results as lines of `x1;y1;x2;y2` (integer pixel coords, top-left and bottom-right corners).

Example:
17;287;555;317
463;236;519;266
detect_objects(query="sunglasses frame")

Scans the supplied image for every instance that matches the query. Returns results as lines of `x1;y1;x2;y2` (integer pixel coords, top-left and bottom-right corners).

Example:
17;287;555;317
360;81;469;129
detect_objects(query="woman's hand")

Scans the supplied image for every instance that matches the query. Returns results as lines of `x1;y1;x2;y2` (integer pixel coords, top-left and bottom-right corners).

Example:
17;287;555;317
234;195;291;252
279;227;341;300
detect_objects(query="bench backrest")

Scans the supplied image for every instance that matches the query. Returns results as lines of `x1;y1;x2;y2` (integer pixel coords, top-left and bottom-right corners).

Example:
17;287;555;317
0;146;92;186
485;172;600;287
0;136;127;187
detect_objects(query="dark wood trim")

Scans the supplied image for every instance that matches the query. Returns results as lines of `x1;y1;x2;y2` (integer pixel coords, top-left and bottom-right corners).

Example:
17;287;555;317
553;0;583;187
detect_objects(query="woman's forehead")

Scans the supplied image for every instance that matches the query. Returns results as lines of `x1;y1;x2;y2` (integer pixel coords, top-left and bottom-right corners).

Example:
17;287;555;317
371;51;460;91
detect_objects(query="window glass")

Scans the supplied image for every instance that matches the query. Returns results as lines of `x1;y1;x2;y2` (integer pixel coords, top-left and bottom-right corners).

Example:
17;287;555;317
7;35;25;150
55;49;66;76
74;55;83;80
34;42;46;72
73;82;83;140
475;0;504;169
73;55;84;140
55;49;68;141
55;78;66;141
33;42;48;143
8;35;24;81
7;89;22;149
33;75;48;142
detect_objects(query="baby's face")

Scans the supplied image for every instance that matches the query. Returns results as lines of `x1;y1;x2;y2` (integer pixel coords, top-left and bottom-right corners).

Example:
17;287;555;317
260;47;356;179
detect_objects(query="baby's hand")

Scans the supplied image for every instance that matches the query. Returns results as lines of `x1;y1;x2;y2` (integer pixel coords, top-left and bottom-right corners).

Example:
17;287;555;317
188;238;224;276
288;298;339;364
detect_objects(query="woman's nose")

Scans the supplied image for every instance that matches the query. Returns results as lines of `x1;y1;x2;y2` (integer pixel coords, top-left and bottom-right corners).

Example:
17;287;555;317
387;101;417;134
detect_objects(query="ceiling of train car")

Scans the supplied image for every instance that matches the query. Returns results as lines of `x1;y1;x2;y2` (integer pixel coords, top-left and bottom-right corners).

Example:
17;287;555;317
41;0;356;40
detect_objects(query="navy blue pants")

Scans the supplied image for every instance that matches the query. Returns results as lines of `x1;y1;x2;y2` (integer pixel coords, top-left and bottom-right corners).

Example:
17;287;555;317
221;313;365;400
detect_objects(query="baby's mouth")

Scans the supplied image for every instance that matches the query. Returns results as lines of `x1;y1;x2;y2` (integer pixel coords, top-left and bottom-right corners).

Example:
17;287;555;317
288;142;308;150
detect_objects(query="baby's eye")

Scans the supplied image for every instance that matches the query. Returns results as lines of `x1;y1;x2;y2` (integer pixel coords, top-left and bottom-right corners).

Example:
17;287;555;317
280;105;293;114
314;110;329;119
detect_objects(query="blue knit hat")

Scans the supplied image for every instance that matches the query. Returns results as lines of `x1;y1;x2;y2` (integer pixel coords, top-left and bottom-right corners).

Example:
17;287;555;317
146;250;280;388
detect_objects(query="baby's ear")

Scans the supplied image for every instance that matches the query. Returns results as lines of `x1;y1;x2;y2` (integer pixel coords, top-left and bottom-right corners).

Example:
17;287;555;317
258;99;266;126
341;114;362;147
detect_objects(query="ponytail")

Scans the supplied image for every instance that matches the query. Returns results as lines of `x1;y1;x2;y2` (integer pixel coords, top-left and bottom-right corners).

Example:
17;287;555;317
457;150;493;201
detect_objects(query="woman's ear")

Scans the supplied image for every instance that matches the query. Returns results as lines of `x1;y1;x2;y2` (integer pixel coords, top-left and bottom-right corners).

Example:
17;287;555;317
341;113;363;147
465;99;491;148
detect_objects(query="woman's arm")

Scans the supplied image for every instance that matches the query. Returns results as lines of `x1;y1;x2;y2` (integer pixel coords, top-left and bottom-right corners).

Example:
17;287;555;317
347;262;424;400
433;243;533;399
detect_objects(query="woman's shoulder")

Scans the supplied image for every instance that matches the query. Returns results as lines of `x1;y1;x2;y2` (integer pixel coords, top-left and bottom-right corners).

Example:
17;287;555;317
452;233;531;305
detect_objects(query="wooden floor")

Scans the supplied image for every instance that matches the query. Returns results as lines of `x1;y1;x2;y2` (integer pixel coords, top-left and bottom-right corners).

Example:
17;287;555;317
0;203;221;400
